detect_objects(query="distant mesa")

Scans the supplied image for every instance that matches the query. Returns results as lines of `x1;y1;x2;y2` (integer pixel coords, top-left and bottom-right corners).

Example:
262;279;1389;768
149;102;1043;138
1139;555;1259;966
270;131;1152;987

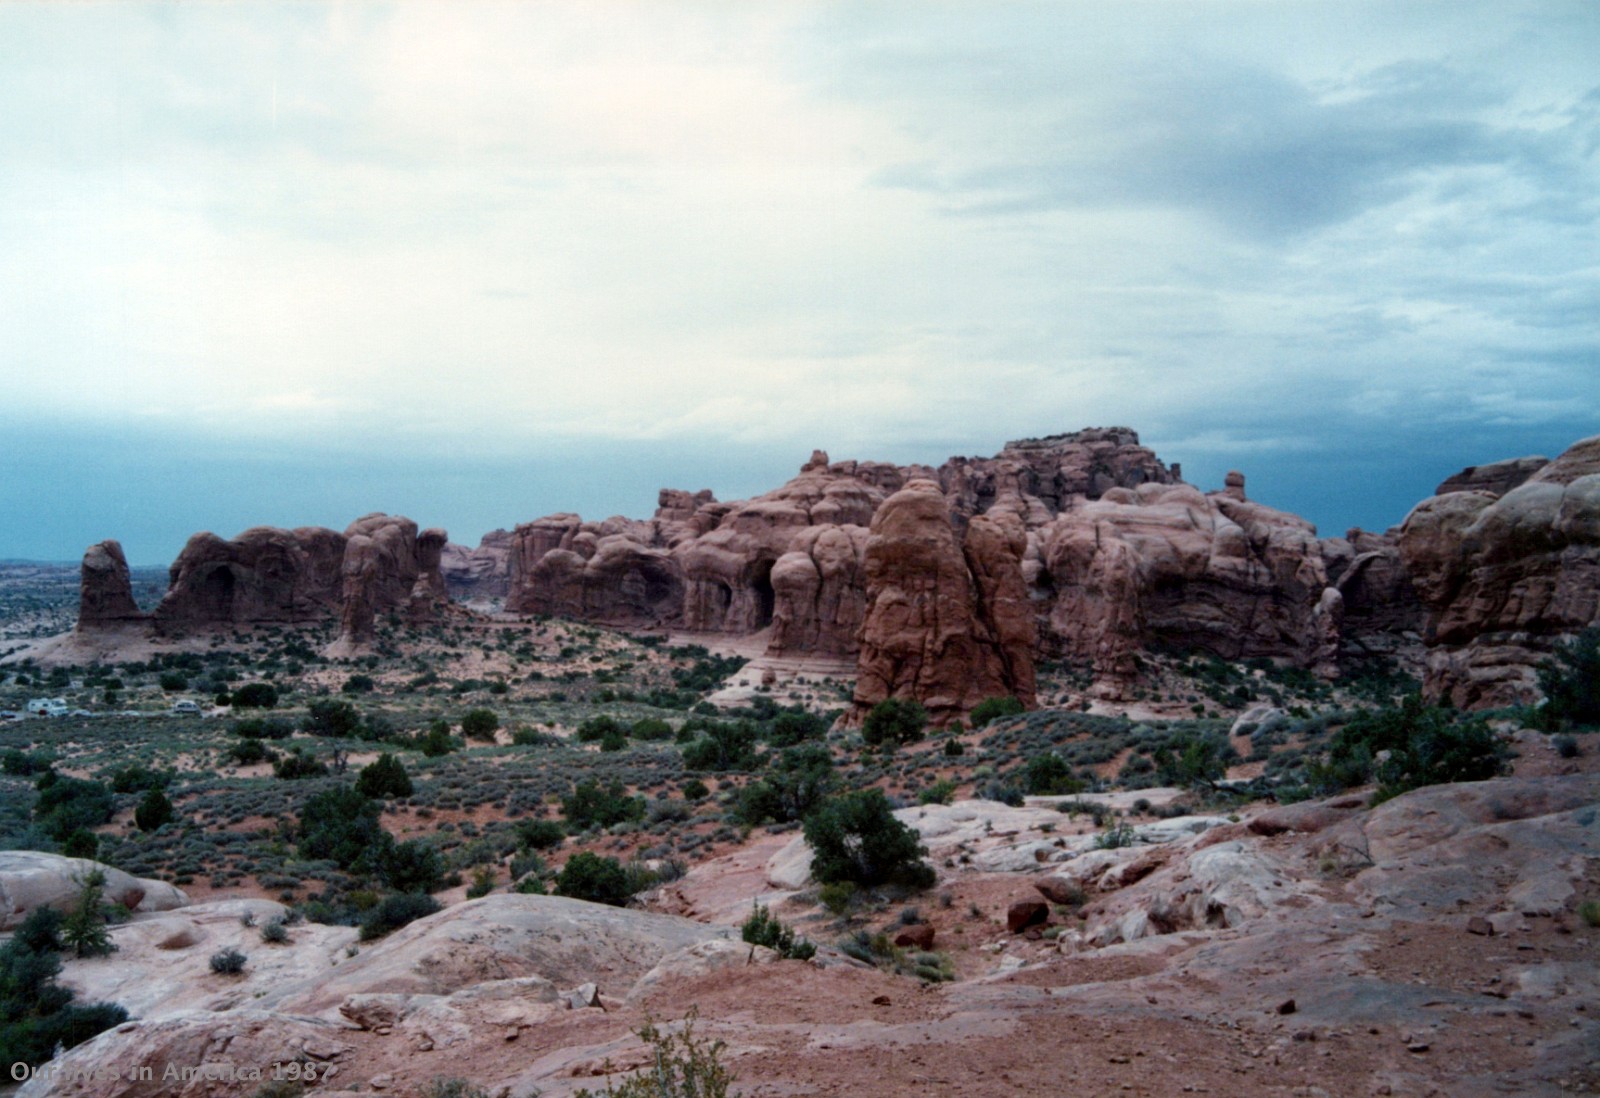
64;426;1600;719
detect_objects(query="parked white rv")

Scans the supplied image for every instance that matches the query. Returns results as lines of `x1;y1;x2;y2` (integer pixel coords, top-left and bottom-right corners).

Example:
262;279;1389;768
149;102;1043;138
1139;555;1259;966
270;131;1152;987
26;698;69;718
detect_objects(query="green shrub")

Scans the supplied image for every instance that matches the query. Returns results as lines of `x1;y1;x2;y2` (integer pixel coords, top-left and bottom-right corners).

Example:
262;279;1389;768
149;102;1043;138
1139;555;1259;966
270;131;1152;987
862;698;927;749
515;819;567;850
231;682;280;709
226;739;277;766
33;773;114;841
562;780;646;831
466;867;496;899
1;748;54;776
260;920;290;944
1021;752;1082;795
576;715;625;743
768;710;828;746
802;789;935;890
1311;695;1508;801
681;720;759;771
355;754;413;799
298;786;384;872
574;1011;733;1098
305;699;361;738
342;674;376;694
0;922;128;1071
134;788;176;832
917;779;957;806
380;839;444;895
818;881;856;914
59;876;115;958
110;764;170;794
358;893;441;940
273;747;328;780
731;744;835;826
631;717;674;741
1153;732;1232;791
461;708;500;742
1537;627;1600;729
554;852;634;906
416;723;460;757
969;695;1024;728
740;903;815;961
209;948;247;975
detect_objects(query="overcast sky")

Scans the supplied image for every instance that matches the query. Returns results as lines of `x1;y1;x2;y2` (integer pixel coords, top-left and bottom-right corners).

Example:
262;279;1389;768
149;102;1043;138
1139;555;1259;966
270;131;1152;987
1;1;1595;565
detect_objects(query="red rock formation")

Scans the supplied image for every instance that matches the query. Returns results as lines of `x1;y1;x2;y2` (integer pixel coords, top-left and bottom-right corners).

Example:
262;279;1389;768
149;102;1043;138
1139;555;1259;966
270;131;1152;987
75;540;145;629
441;529;514;600
851;480;1036;726
326;515;427;657
505;514;683;625
769;525;870;657
1320;528;1423;659
1435;455;1549;497
407;528;451;624
1399;434;1600;708
154;526;346;629
1036;483;1338;694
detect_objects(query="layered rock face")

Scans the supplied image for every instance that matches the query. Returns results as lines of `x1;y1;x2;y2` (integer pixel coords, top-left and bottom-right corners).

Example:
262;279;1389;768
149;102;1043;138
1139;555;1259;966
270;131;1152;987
1399;435;1600;707
851;480;1037;724
75;540;145;629
1034;475;1339;692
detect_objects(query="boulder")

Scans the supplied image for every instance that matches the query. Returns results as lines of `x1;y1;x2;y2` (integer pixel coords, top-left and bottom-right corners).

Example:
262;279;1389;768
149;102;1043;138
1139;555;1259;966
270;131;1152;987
893;923;936;949
0;851;188;930
1006;900;1049;933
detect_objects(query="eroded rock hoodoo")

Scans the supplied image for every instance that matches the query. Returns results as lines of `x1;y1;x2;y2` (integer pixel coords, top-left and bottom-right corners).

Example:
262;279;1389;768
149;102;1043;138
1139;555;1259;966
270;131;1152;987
851;480;1037;725
75;540;146;630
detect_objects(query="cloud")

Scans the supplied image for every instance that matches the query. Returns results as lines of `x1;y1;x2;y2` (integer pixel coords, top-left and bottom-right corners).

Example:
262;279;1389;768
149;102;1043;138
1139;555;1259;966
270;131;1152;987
0;2;1595;561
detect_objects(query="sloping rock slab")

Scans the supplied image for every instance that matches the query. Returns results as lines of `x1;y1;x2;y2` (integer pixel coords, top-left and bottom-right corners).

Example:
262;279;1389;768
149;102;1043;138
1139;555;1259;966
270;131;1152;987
264;894;734;1017
16;1010;353;1098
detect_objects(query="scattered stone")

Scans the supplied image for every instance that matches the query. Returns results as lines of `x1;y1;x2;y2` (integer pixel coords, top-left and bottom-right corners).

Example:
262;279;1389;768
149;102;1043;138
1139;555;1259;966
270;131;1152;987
1277;999;1298;1015
1466;916;1495;937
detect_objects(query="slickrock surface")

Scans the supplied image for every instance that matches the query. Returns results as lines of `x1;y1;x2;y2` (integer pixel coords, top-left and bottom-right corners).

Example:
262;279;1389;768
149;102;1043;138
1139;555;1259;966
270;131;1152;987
29;774;1598;1098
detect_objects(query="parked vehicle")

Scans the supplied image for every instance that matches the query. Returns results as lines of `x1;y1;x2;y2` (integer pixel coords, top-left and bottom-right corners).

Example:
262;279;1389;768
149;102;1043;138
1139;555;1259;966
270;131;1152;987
26;698;69;718
169;699;203;715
